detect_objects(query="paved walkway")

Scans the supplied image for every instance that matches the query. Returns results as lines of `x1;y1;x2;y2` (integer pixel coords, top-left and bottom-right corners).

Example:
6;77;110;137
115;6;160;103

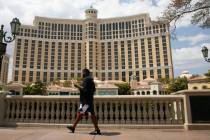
0;127;210;140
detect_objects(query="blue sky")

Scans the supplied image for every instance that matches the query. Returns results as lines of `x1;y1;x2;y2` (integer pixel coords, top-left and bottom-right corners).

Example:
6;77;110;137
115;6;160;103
0;0;210;81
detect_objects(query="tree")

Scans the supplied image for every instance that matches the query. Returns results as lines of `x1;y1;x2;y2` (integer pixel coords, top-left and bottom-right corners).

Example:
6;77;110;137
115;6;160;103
63;80;71;87
204;69;210;81
23;84;31;95
159;77;171;84
23;81;46;95
162;0;210;30
115;83;131;95
167;77;188;93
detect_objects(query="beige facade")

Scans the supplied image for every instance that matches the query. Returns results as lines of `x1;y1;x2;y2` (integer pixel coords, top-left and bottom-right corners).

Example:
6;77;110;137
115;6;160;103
0;54;9;84
13;7;173;84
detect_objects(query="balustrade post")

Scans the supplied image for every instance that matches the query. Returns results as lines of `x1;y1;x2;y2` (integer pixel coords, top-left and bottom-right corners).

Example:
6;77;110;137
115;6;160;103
5;100;11;122
35;101;40;123
66;102;70;123
98;101;103;124
142;101;148;124
24;101;30;122
0;93;6;125
176;100;183;124
60;101;65;123
20;101;25;122
50;101;55;123
103;102;108;124
165;101;171;124
15;100;20;122
159;101;165;124
154;101;159;124
137;101;142;124
44;101;49;123
55;101;60;123
148;101;153;124
30;101;35;123
131;101;136;124
126;102;131;124
110;102;115;124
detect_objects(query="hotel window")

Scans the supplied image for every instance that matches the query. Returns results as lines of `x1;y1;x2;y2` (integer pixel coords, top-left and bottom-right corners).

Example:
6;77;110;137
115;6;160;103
114;41;118;69
64;43;69;70
57;42;62;70
108;42;112;70
57;72;61;80
141;39;146;68
165;68;169;78
157;69;161;79
78;43;82;70
162;36;168;66
29;71;33;82
147;38;153;67
16;39;21;68
115;72;119;80
101;43;105;70
136;71;140;81
44;42;49;69
150;69;154;78
122;71;126;81
22;40;28;68
102;73;105;81
43;72;47;82
71;43;75;70
37;41;42;69
134;40;139;68
89;41;93;69
51;42;55;70
22;71;26;82
125;21;131;38
108;72;112;80
36;71;40;81
30;40;35;69
127;40;132;69
155;37;161;67
64;72;68;80
14;70;19;81
121;41;126;69
143;70;147;79
50;72;54;81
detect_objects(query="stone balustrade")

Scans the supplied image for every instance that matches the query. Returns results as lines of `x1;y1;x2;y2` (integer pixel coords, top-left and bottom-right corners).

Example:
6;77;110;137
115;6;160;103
2;95;185;125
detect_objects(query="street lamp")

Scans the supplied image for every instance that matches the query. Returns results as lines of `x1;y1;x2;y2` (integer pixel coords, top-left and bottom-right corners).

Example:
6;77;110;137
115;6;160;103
0;18;21;44
201;46;210;63
0;18;21;85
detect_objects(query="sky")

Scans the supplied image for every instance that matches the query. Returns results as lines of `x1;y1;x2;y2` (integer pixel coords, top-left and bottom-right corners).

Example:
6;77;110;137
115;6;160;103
0;0;210;81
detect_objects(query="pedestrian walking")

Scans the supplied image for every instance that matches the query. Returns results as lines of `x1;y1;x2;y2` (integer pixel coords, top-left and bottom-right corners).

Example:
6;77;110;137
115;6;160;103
67;68;101;135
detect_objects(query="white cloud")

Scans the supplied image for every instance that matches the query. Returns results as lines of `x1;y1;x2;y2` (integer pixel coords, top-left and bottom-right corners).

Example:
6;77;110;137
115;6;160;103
178;33;210;45
172;44;210;72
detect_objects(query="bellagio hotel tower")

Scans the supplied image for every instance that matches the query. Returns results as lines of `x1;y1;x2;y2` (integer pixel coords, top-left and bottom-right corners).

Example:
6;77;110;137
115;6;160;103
13;7;173;84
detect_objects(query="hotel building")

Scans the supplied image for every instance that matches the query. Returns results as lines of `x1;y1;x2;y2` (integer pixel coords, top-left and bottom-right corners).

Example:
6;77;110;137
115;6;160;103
13;7;173;84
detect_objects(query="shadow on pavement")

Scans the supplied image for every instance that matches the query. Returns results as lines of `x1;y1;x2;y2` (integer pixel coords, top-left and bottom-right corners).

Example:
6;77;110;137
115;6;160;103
95;132;121;136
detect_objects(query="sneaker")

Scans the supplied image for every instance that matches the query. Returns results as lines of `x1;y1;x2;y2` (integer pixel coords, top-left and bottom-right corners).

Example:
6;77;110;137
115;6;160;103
67;126;75;133
89;129;101;135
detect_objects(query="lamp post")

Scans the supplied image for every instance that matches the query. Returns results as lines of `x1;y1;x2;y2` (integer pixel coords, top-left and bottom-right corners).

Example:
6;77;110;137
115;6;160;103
201;46;210;63
0;18;21;86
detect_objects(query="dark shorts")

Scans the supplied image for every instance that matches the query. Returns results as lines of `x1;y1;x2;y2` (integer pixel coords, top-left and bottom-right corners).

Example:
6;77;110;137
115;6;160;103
78;103;95;115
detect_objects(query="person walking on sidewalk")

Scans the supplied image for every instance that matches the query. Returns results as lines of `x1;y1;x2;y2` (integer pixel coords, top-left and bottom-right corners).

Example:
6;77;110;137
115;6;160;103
67;68;101;135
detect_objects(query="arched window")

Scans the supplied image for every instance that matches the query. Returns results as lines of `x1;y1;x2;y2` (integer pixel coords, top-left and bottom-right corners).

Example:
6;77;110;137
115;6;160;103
193;86;198;90
147;91;150;95
202;85;207;89
137;91;140;95
142;91;145;95
153;90;157;95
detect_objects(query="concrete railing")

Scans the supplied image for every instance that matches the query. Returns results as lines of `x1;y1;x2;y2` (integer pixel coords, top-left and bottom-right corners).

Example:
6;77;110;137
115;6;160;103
1;95;185;126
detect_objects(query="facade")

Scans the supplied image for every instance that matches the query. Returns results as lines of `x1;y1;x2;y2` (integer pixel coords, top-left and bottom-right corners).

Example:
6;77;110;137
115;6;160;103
188;75;210;90
179;70;192;79
13;7;173;84
130;77;167;95
0;54;9;85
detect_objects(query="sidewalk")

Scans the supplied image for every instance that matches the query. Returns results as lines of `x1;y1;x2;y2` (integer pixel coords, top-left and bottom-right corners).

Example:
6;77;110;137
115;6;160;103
0;127;210;140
